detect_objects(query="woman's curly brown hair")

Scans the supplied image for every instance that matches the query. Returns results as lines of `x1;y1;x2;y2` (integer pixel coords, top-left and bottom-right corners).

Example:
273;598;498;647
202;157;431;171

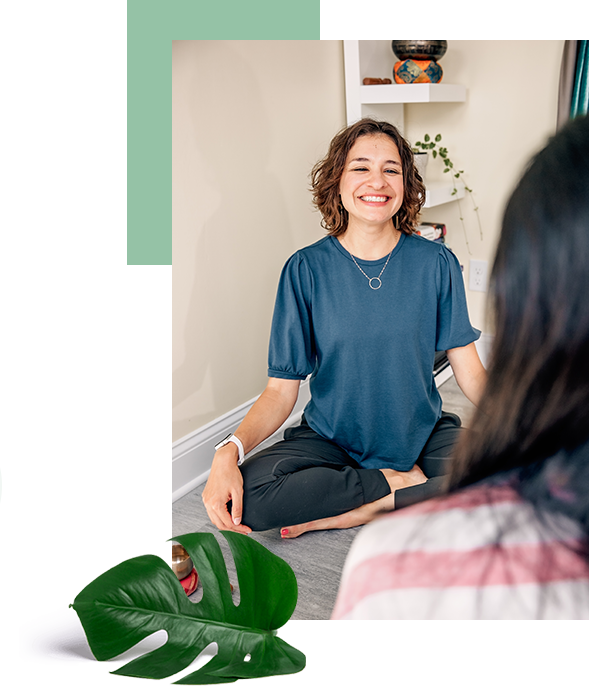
310;118;426;236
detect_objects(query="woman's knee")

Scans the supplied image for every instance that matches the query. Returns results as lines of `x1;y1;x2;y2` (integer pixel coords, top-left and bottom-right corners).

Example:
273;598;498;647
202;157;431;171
239;467;277;531
240;491;278;531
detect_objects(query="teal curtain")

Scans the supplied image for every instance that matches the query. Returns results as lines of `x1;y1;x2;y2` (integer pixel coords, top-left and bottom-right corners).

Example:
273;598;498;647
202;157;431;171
571;40;588;119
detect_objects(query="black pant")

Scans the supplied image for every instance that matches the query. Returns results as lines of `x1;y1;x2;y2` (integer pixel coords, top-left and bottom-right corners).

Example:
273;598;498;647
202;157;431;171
239;412;463;531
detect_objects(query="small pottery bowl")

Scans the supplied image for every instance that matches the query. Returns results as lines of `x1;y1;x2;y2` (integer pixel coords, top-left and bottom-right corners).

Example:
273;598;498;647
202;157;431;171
172;543;194;581
392;40;447;62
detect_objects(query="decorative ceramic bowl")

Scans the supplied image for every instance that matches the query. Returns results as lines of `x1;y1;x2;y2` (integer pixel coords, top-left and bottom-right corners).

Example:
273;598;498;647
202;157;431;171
392;41;447;62
393;59;443;84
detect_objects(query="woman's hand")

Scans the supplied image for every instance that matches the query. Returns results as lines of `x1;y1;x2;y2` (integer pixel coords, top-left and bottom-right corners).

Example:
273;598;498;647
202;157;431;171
202;446;252;534
201;377;301;535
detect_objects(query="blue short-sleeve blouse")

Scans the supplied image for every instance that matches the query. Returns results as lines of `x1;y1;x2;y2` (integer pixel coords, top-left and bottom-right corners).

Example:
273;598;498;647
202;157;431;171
268;233;480;470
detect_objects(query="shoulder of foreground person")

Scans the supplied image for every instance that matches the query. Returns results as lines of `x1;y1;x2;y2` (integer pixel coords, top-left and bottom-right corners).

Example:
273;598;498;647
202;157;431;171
332;481;589;620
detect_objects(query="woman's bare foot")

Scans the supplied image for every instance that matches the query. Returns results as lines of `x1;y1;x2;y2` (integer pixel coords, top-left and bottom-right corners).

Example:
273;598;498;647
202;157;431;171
380;463;428;493
280;463;427;539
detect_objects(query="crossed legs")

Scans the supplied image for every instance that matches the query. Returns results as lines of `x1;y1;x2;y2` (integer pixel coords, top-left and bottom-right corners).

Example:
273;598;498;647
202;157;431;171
239;413;463;537
278;463;427;538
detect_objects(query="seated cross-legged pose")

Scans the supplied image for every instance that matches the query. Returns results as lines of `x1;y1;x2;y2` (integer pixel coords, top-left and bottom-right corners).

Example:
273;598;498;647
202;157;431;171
202;117;486;539
331;114;589;619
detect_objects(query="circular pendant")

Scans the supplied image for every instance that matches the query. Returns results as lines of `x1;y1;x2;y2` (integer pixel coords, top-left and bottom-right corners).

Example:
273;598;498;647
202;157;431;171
369;277;382;290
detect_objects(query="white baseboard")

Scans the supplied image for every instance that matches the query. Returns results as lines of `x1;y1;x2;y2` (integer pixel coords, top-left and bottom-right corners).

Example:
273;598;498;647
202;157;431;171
172;379;311;502
434;364;453;387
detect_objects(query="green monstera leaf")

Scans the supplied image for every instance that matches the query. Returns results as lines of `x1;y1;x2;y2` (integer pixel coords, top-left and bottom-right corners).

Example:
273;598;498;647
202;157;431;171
70;531;305;683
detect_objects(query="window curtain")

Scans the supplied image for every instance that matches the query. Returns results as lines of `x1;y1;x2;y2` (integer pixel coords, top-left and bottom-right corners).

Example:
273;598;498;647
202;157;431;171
557;41;588;128
570;40;588;119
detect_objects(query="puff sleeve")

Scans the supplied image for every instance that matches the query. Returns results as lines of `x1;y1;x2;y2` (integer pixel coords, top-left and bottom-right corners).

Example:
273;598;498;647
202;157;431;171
267;252;316;380
435;246;480;351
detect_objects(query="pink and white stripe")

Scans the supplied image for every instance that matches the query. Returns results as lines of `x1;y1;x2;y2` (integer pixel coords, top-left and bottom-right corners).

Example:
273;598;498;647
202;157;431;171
332;484;589;620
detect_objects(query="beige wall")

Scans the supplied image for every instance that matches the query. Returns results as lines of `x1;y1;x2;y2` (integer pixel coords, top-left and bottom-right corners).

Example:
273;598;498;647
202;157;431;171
172;41;346;442
172;40;564;444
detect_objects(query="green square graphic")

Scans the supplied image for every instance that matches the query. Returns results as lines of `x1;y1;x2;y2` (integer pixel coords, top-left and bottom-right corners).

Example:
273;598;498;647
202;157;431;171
127;0;320;265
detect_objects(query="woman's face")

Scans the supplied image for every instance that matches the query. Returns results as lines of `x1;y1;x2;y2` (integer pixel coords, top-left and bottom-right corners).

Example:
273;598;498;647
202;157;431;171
339;134;404;232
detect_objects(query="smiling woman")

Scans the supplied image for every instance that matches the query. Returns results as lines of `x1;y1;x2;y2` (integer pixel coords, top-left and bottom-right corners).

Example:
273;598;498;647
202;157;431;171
311;118;424;239
338;135;404;237
201;117;486;539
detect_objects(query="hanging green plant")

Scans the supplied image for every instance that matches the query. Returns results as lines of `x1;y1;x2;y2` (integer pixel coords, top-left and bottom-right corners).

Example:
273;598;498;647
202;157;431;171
412;133;483;253
70;531;306;684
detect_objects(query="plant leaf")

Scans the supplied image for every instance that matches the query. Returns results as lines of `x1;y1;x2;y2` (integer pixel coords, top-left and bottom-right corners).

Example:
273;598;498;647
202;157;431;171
70;531;305;683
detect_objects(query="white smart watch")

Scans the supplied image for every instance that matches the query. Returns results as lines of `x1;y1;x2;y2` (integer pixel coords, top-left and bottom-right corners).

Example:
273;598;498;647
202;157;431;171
214;433;245;465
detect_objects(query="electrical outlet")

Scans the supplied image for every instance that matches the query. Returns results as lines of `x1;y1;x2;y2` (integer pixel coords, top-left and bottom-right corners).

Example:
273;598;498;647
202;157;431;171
469;259;488;292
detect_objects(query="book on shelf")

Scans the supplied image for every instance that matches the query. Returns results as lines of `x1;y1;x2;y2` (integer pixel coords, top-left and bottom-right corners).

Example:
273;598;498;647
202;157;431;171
416;222;446;243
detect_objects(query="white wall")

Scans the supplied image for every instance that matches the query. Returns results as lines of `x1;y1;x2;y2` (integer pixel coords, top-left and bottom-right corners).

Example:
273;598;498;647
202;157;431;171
172;39;565;444
172;41;345;442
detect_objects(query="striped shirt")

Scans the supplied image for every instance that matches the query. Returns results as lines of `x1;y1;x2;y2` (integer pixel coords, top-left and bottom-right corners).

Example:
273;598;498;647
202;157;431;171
331;483;589;619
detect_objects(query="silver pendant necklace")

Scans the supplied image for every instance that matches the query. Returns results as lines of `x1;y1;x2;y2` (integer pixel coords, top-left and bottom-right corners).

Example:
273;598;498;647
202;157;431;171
343;234;399;290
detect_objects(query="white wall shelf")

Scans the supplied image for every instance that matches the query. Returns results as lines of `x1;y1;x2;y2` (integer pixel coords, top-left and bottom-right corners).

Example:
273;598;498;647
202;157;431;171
360;83;466;105
344;41;467;129
424;180;465;208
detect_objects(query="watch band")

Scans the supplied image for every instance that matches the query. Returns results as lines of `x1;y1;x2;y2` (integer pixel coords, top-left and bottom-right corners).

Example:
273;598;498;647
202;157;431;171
214;433;245;465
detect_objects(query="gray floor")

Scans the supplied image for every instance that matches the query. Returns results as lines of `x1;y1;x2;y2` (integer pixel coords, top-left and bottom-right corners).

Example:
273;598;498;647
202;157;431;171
172;375;474;620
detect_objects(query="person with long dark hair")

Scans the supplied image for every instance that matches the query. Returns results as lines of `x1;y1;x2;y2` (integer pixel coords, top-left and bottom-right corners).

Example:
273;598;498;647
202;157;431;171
202;118;486;538
332;114;589;619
